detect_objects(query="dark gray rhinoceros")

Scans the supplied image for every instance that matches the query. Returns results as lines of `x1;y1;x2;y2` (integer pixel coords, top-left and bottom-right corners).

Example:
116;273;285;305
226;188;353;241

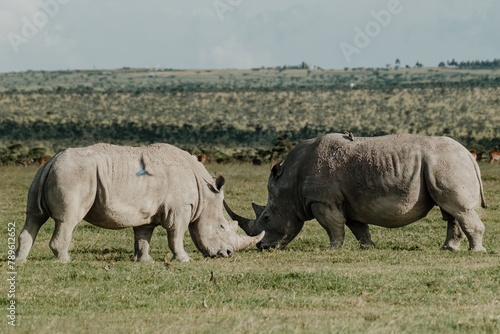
16;143;264;263
225;133;487;251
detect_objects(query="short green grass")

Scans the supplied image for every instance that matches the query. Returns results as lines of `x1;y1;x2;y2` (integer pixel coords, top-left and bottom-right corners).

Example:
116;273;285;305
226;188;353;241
1;163;499;333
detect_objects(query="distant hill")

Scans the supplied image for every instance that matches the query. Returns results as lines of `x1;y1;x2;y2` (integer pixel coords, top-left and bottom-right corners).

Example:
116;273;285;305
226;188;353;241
1;67;500;94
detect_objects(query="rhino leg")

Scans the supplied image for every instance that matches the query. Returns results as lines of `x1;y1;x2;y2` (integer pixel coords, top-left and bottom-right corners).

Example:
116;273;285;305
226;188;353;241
426;165;486;251
311;203;346;249
346;220;376;249
49;218;80;263
16;213;49;262
453;210;486;251
132;225;155;262
165;206;193;262
441;210;466;251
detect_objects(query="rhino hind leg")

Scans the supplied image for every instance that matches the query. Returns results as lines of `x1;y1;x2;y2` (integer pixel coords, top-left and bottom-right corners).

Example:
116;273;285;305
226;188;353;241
16;213;49;262
440;210;466;251
311;203;346;249
346;220;376;249
454;210;486;251
439;208;485;251
49;218;81;263
132;225;155;262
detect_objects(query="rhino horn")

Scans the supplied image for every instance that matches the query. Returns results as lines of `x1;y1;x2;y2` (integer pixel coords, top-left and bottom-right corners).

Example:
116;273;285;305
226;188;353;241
235;231;265;251
224;200;264;236
252;202;266;218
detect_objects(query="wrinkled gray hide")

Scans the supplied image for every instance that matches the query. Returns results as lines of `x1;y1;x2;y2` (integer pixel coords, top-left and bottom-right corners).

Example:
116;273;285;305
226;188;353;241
226;134;487;251
16;143;263;262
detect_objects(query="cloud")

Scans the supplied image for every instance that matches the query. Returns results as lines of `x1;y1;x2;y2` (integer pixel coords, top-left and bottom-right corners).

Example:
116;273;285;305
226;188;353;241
0;0;499;72
198;38;271;69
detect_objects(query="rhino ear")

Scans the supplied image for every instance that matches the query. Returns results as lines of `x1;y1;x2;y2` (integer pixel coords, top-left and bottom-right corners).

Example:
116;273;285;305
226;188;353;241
271;160;283;179
206;174;225;194
215;174;225;191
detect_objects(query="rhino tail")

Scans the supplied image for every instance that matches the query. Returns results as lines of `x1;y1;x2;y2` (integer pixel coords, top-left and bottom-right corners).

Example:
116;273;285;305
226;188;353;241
470;153;487;209
28;153;60;217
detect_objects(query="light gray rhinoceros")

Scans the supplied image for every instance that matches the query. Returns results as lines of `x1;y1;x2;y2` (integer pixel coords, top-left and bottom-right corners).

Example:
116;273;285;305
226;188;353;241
225;133;487;251
16;143;264;262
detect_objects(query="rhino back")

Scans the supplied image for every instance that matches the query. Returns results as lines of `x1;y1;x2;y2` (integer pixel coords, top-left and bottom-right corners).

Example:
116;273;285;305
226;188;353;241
44;143;204;229
296;134;476;227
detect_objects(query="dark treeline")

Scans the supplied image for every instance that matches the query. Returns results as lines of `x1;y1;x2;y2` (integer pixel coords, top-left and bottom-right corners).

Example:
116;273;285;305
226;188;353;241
1;119;498;164
441;59;500;69
3;76;500;96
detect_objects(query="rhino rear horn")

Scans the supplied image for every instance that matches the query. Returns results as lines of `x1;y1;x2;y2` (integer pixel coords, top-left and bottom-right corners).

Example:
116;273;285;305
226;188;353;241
251;203;265;218
224;200;264;236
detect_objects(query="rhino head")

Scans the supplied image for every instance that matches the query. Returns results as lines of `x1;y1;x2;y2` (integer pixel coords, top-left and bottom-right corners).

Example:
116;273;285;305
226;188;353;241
190;175;265;257
224;162;305;249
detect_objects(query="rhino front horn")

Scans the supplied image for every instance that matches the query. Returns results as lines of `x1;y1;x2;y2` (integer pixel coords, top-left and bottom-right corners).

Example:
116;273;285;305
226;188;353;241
235;231;265;251
224;200;264;236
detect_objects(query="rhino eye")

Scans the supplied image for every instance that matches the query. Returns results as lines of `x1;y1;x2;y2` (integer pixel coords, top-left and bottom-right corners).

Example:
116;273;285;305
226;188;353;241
220;224;226;231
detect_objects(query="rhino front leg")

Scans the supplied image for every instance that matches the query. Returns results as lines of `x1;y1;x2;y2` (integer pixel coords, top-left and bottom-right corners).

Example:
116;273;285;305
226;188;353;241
311;203;346;249
441;210;466;250
346;220;376;249
132;225;155;262
165;206;193;262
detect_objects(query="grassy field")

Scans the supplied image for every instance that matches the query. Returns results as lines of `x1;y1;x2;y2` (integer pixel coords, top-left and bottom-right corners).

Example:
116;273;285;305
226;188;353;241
1;162;499;333
1;68;500;164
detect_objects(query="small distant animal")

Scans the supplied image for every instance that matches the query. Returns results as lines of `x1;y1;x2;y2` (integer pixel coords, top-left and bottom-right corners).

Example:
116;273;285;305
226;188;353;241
164;259;180;271
191;153;207;164
469;151;477;160
210;271;217;283
490;151;500;164
343;131;354;141
15;159;34;168
252;158;263;166
38;157;50;167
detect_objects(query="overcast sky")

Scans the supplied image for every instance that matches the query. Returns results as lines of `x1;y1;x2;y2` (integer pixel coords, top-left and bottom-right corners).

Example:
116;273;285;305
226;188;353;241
1;0;499;72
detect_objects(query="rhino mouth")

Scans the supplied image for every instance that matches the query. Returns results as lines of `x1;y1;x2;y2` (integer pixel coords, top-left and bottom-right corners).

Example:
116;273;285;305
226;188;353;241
203;248;234;258
199;231;265;258
256;235;289;250
257;242;271;250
